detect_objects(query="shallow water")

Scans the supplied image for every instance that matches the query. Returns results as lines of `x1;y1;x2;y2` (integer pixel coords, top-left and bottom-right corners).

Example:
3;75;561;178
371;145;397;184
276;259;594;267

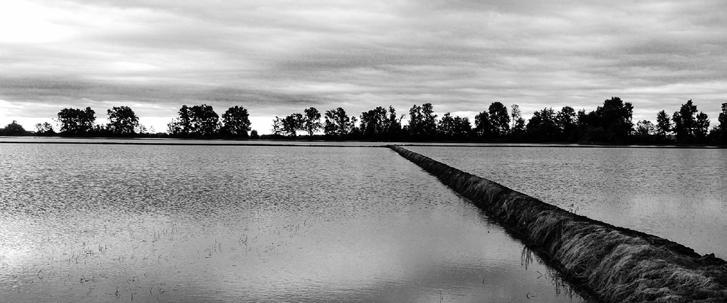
409;146;727;258
0;144;586;302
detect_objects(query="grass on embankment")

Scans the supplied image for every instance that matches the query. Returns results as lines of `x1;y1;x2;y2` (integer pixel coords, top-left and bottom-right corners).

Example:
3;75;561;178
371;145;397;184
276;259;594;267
389;145;726;303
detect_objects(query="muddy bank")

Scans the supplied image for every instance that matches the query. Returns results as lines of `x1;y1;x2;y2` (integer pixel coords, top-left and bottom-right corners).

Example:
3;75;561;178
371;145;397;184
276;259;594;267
389;145;726;303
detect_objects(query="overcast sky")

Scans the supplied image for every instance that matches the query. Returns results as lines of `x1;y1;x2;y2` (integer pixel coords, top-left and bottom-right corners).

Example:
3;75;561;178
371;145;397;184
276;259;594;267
1;0;725;133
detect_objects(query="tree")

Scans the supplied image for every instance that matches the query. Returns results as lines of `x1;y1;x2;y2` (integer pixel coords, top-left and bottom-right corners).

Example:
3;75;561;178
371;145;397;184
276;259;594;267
672;100;699;144
282;113;304;136
57;107;95;136
438;113;471;138
474;111;494;138
512;117;526;137
488;102;510;136
452;116;472;138
718;103;727;144
0;121;28;136
169;105;193;135
635;120;655;136
574;97;633;143
596;97;633;143
168;104;219;137
360;106;388;138
190;104;220;136
385;106;403;138
221;106;251;138
272;116;284;135
349;116;361;137
358;106;402;139
656;110;671;139
324;107;353;136
107;106;139;135
35;122;55;136
511;104;521;130
303;107;322;136
407;103;437;138
526;108;559;141
695;112;710;142
250;130;259;139
421;103;437;137
556;106;577;141
438;113;456;137
169;105;192;135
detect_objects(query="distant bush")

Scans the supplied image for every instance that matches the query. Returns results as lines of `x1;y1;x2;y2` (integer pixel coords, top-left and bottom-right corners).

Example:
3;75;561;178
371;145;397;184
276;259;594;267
0;121;30;136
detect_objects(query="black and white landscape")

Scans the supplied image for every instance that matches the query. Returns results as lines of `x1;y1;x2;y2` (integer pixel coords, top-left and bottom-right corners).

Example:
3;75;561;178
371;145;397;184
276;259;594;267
0;1;726;302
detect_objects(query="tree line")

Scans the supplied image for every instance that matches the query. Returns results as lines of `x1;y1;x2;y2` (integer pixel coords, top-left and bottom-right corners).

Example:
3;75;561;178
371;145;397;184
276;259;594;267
0;105;258;139
1;98;726;145
271;98;726;145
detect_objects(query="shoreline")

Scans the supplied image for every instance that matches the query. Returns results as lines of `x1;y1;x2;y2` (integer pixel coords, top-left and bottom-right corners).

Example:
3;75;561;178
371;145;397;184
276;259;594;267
0;138;724;149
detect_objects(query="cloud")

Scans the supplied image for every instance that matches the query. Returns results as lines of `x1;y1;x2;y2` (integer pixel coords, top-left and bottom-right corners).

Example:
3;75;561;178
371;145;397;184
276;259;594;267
1;0;726;132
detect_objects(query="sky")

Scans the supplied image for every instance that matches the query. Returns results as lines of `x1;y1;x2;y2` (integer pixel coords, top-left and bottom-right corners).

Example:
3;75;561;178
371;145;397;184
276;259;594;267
1;0;726;134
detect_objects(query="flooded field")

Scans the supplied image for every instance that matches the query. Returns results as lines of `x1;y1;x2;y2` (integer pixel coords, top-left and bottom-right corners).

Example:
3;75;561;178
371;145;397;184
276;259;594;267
0;143;587;302
409;146;727;258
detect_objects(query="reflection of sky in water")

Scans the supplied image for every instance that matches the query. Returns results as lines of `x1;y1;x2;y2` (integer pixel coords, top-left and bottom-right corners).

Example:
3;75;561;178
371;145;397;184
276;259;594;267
410;146;727;258
0;144;587;302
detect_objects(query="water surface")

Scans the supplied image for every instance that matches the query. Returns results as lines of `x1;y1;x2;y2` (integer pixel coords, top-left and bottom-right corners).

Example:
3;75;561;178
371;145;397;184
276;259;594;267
409;146;727;258
0;144;587;302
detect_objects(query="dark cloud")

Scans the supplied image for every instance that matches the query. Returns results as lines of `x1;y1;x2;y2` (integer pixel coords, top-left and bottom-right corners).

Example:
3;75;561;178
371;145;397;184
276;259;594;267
1;0;726;132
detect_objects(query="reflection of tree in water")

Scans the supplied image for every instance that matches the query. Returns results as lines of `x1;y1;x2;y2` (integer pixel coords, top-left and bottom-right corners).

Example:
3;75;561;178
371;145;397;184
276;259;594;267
520;246;582;300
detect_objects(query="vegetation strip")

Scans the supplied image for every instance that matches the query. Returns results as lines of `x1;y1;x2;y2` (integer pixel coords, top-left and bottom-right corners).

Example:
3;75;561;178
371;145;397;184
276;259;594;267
2;99;726;146
389;145;726;303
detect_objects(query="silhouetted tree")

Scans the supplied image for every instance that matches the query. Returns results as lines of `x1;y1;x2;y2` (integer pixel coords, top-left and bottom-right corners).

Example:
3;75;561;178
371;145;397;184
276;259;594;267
526;108;560;141
385;106;403;138
35;122;55;136
574;97;633;143
221;106;251;138
596;97;633;143
107;106;139;135
656;110;672;140
512;118;526;138
633;120;656;143
360;106;387;138
358;106;402;139
438;113;455;137
168;104;219;137
695;112;710;143
672;100;699;144
510;104;525;138
168;105;193;135
58;107;95;136
0;121;28;136
438;113;471;139
250;129;259;139
474;111;494;138
303;107;322;136
190;104;220;136
324;107;353;136
556;106;577;141
488;102;510;136
718;103;727;144
282;113;304;136
407;103;437;138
